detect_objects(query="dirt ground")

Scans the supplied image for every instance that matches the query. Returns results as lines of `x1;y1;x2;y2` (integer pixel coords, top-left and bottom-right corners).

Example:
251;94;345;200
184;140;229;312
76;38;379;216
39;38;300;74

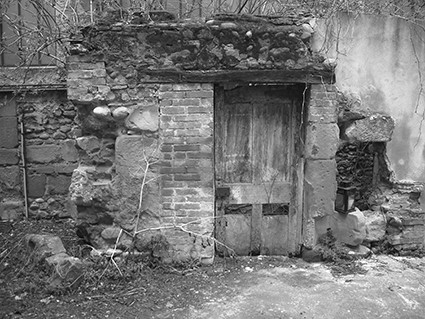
1;219;425;319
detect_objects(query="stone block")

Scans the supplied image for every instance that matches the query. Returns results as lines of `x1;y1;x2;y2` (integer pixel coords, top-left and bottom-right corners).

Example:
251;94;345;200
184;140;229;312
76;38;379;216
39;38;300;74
93;105;111;118
112;106;129;119
0;200;23;221
363;210;386;242
305;123;339;159
345;114;395;142
45;253;85;289
26;145;60;163
60;140;79;162
301;246;323;262
0;166;20;191
308;106;338;123
0;149;19;165
304;159;337;218
347;245;371;258
125;105;159;132
76;136;101;154
29;166;55;175
69;167;94;206
332;209;367;246
46;175;72;195
0;117;18;148
54;163;79;174
115;135;158;178
25;234;66;261
0;96;16;117
101;226;122;241
27;174;46;198
69;166;114;208
64;198;78;219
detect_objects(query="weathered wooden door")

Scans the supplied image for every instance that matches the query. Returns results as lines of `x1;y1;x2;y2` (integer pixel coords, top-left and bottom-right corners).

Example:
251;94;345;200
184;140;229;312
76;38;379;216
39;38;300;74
215;84;304;256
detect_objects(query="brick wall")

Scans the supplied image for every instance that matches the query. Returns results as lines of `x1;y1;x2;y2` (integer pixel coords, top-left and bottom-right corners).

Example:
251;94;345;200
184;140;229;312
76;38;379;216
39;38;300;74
159;83;214;262
67;60;215;261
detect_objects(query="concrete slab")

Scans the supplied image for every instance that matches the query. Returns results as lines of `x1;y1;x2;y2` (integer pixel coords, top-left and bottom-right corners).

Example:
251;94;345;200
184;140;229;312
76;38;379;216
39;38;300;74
162;255;425;319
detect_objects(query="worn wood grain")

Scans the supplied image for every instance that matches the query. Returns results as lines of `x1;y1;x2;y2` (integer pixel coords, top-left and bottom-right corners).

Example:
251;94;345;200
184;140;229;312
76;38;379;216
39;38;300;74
250;204;262;256
215;85;304;255
225;183;292;204
261;215;289;255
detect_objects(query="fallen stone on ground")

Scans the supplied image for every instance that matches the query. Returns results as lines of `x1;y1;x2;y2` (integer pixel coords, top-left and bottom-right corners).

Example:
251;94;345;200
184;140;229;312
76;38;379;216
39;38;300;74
26;233;84;289
45;253;84;289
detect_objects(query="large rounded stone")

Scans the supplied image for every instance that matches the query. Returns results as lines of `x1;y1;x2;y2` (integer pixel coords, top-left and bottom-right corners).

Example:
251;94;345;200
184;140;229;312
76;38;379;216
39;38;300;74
101;226;122;240
125;105;159;132
93;106;111;118
363;210;386;243
25;234;66;261
112;106;129;120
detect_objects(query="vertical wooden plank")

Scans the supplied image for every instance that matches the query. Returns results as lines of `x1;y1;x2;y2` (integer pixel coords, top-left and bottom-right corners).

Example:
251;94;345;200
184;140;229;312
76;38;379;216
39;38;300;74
214;85;225;255
295;157;305;253
295;95;305;253
252;97;293;184
214;85;225;185
220;214;251;256
261;215;288;255
223;102;252;183
250;204;262;255
288;98;304;254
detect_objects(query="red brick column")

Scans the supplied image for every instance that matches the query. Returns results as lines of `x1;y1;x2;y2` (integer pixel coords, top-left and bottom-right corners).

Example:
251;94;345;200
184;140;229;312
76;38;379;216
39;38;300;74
158;83;215;263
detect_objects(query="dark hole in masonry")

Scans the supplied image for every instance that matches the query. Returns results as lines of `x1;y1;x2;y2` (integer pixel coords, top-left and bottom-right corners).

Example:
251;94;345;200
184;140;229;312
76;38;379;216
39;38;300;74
223;204;289;215
262;203;289;215
225;204;252;215
336;141;392;212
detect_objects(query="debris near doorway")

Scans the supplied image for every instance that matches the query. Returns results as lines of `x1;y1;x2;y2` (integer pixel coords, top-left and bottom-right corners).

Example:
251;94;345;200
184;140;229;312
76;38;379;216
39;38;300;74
334;89;425;256
304;229;370;277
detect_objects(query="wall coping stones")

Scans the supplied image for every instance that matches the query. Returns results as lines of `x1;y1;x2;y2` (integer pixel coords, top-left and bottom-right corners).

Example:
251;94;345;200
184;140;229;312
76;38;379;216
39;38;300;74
68;12;335;85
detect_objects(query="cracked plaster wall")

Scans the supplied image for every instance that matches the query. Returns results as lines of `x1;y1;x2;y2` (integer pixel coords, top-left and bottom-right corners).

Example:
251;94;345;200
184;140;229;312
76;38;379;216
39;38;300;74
314;13;425;182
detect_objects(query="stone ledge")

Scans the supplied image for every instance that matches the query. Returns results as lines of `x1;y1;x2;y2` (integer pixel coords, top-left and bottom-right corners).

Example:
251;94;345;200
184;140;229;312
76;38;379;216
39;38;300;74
345;114;395;142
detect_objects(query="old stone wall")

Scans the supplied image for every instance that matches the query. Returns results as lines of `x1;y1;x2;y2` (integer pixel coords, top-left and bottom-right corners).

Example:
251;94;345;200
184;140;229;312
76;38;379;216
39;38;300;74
311;14;425;254
331;89;424;254
66;12;339;261
69;13;333;85
303;84;339;248
22;91;79;219
314;13;425;182
0;94;22;220
0;90;79;221
67;62;215;261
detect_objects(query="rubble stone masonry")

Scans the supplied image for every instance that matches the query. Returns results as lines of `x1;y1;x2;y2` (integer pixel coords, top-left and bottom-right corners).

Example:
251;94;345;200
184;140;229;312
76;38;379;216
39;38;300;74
0;91;79;220
65;12;339;261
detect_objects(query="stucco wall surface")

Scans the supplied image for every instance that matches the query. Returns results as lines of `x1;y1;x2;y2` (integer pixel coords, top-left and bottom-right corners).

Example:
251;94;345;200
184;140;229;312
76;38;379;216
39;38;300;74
314;13;425;182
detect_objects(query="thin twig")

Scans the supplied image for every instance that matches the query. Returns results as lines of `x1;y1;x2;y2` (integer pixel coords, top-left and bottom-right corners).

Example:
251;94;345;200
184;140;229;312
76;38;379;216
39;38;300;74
109;229;123;276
